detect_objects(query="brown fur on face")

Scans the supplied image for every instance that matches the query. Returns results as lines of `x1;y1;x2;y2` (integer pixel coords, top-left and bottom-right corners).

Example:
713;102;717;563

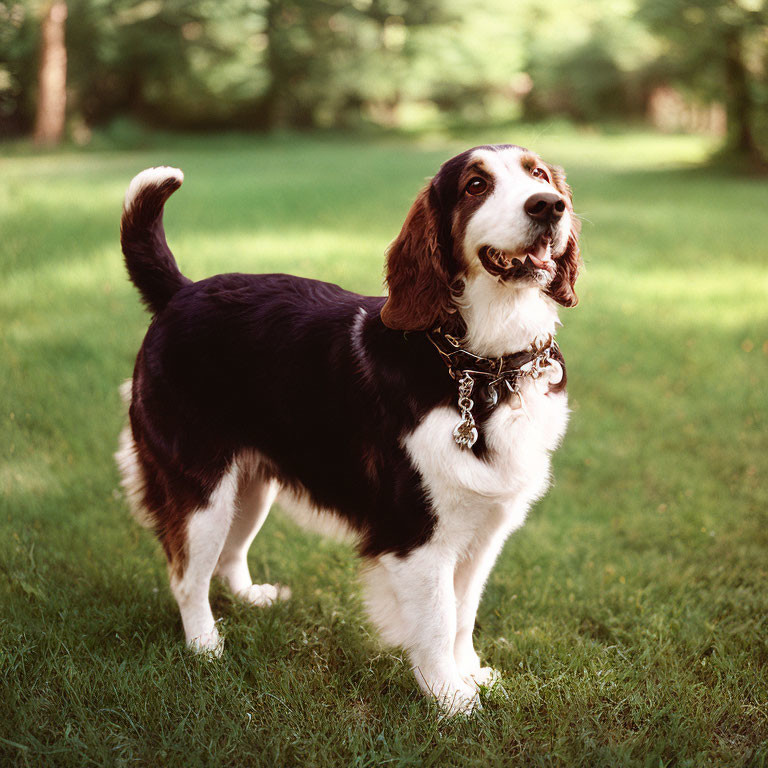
545;163;582;307
381;186;453;331
381;148;582;328
451;161;494;267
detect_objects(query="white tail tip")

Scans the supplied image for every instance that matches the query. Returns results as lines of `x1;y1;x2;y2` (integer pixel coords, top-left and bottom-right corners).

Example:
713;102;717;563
124;166;184;212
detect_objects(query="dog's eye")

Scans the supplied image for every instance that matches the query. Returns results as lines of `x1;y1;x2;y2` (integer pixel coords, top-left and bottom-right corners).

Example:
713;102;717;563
465;177;488;196
532;167;550;183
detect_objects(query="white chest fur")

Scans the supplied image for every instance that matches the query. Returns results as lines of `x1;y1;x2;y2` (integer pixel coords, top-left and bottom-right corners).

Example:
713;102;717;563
457;275;560;358
404;355;569;553
411;147;575;545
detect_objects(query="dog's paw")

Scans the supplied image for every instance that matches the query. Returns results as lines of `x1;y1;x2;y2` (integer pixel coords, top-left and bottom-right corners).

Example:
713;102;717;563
240;582;291;607
417;672;481;718
436;686;482;718
467;666;502;690
188;626;224;659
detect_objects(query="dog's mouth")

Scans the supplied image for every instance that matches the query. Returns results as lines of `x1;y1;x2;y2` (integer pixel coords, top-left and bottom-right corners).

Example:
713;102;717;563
478;236;555;282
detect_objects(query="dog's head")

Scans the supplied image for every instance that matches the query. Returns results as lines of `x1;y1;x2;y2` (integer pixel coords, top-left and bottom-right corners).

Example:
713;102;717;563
381;144;581;331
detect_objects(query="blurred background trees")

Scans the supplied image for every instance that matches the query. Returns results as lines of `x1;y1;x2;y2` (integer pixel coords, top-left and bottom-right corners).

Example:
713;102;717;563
1;0;766;162
32;0;67;144
637;0;767;163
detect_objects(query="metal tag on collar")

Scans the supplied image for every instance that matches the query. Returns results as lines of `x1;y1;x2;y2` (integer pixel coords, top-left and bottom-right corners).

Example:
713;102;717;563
487;382;499;407
504;378;531;419
452;373;478;449
532;342;553;378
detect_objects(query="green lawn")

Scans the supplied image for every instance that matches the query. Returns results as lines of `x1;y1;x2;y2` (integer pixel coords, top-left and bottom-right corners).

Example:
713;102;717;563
1;130;767;767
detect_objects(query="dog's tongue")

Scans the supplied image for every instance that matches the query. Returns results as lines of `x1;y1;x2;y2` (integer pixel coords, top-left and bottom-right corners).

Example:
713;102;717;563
526;237;551;269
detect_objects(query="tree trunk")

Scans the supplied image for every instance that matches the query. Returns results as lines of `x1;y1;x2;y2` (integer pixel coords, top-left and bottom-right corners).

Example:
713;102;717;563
262;0;287;130
33;1;68;146
723;26;764;164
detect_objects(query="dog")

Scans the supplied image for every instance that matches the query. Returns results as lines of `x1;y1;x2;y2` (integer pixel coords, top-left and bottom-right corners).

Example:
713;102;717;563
115;144;581;715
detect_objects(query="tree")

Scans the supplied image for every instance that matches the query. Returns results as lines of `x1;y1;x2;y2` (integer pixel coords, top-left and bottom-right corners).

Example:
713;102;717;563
33;0;67;145
637;0;768;165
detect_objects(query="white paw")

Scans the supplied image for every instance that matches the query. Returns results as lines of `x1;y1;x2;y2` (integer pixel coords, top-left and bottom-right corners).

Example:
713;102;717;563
467;666;502;690
436;685;482;717
416;672;481;717
187;626;223;659
239;582;291;607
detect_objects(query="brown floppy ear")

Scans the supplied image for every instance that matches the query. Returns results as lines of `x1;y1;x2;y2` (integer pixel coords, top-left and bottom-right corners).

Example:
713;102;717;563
546;164;582;308
548;223;581;307
381;185;452;331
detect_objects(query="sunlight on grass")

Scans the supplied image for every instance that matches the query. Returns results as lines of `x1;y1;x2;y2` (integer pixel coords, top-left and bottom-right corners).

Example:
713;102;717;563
425;129;717;171
530;130;716;169
586;267;768;330
0;457;61;497
175;230;389;289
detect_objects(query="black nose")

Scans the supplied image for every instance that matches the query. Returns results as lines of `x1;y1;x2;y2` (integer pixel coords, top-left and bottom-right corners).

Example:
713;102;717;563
524;192;566;223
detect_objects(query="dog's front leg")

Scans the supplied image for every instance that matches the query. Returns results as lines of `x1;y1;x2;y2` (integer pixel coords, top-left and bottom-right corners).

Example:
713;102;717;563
453;528;507;689
364;544;479;716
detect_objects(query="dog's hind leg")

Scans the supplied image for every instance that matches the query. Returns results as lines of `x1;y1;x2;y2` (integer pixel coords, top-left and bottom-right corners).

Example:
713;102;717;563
214;472;290;606
168;466;239;657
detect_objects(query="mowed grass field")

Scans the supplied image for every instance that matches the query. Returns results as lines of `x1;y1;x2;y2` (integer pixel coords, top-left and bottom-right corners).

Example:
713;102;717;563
1;130;767;767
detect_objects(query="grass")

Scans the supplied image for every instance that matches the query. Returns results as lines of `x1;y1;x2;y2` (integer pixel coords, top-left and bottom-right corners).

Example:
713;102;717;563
1;127;767;767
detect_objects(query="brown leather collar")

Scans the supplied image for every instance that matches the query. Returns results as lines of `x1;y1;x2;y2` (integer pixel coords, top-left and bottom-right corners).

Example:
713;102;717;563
427;328;558;386
427;329;560;450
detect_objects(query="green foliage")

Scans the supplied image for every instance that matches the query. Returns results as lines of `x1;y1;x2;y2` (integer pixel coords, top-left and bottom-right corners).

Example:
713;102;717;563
636;0;768;159
0;0;465;134
0;1;40;135
637;0;761;90
1;0;766;155
1;131;767;765
65;0;269;128
521;1;659;122
524;38;631;121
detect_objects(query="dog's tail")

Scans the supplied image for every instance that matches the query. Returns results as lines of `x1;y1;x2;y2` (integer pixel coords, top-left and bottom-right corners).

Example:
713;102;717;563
120;167;191;315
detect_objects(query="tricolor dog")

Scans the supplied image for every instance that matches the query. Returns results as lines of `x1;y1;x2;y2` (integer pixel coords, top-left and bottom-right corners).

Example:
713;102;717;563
116;144;581;715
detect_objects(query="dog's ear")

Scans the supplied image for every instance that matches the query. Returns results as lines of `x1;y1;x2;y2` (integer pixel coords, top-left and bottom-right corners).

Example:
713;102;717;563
548;224;581;307
381;185;452;331
546;165;582;308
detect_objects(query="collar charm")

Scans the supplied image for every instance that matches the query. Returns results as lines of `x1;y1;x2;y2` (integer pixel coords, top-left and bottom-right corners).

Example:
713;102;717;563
452;373;479;449
428;330;559;450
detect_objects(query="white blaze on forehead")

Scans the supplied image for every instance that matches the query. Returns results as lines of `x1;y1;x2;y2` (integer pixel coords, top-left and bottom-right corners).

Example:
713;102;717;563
471;146;529;180
462;146;569;265
471;146;539;204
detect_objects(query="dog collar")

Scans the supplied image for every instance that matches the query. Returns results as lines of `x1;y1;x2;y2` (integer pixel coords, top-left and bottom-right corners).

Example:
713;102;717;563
427;329;559;450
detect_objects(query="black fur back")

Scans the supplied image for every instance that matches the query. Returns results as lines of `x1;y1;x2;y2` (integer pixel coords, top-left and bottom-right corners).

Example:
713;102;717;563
129;274;456;558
